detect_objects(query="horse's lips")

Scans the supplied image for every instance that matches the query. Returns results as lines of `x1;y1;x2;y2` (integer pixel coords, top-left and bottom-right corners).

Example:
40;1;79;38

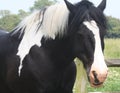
90;82;104;88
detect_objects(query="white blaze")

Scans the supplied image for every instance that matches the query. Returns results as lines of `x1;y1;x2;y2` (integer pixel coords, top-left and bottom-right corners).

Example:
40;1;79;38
83;20;108;74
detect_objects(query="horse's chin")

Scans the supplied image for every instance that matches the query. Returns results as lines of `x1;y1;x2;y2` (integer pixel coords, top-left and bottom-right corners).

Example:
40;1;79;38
90;82;104;88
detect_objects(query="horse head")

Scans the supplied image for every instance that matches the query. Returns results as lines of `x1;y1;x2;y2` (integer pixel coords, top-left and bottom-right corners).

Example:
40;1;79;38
64;0;108;87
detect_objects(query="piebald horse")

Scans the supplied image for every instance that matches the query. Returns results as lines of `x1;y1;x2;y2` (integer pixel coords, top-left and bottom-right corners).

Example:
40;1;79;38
0;0;108;93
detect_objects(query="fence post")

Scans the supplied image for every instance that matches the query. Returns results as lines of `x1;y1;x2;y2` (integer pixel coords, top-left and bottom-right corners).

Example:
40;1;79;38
74;58;87;93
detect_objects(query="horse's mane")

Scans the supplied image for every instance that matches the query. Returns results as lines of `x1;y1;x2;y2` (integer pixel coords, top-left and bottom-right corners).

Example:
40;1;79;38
11;0;107;39
11;3;69;39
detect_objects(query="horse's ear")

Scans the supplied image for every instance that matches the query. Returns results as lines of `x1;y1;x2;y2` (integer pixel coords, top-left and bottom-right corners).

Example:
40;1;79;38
64;0;76;13
97;0;106;11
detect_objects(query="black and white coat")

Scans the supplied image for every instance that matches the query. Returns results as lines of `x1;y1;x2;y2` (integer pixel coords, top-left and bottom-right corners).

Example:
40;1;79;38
0;0;108;93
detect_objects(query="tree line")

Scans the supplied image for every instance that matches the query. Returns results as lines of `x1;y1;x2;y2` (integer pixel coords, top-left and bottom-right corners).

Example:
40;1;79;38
106;16;120;38
0;0;120;38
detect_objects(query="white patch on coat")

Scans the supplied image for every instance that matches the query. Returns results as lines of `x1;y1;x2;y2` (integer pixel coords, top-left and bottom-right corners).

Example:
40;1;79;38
83;20;108;74
17;31;43;76
17;11;44;76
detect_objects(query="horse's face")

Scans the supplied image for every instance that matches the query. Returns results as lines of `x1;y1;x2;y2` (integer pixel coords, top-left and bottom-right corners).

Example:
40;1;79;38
73;20;108;87
64;0;108;87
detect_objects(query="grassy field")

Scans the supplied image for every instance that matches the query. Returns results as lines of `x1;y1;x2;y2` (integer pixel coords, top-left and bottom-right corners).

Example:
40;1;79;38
74;39;120;93
104;39;120;59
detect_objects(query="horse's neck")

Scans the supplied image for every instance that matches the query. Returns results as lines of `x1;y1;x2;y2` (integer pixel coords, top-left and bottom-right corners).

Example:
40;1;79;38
42;38;75;65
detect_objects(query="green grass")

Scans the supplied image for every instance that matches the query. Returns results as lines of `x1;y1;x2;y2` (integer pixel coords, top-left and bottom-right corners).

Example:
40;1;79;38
74;39;120;93
104;39;120;59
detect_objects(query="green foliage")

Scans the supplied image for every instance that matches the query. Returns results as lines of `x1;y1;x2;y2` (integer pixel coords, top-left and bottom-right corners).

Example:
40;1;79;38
0;14;20;31
18;9;29;19
106;16;120;38
30;0;57;12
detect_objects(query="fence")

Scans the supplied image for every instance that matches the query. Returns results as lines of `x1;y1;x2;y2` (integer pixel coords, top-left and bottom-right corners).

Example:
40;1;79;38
106;59;120;67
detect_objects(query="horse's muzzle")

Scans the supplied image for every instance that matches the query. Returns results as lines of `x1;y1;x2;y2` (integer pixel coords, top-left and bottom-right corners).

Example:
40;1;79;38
89;69;108;87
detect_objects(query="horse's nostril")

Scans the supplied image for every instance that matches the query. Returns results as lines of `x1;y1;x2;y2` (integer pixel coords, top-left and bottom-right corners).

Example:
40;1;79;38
92;71;100;84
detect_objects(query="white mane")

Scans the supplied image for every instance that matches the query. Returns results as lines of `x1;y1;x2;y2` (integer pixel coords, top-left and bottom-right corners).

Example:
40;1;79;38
12;3;69;39
42;3;69;39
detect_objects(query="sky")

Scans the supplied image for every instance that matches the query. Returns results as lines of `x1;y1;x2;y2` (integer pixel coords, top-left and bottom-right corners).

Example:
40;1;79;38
0;0;120;19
